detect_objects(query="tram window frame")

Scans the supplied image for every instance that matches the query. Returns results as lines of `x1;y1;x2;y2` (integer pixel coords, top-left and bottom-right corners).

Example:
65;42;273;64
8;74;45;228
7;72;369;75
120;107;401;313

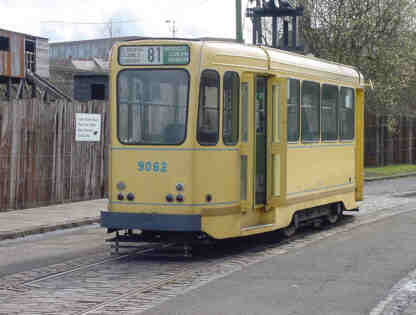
321;84;338;141
197;69;220;146
222;71;240;146
116;68;190;146
339;87;355;140
301;80;321;142
287;78;300;143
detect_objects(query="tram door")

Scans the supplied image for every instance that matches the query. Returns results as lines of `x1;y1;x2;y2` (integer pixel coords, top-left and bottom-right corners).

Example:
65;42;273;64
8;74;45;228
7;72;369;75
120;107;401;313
240;75;284;212
266;77;284;208
255;77;267;205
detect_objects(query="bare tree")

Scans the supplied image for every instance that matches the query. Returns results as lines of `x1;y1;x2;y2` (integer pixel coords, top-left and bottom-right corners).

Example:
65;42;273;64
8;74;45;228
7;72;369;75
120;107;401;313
298;0;416;117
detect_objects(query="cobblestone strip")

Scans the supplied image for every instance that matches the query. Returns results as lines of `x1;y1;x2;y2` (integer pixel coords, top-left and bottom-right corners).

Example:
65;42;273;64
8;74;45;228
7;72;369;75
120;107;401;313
0;243;152;294
0;253;198;315
0;251;110;294
1;195;415;315
358;194;415;216
369;267;416;315
75;202;416;315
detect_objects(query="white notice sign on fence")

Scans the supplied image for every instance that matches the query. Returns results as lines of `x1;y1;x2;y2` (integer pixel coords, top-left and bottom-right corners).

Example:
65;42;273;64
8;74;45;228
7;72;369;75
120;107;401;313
75;113;101;142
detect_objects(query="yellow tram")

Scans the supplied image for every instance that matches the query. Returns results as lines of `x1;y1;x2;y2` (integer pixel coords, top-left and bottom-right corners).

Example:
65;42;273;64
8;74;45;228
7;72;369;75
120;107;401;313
101;39;365;243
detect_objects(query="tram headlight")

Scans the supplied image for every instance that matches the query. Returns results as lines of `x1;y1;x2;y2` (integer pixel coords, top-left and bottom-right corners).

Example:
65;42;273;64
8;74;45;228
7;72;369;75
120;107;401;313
117;193;124;201
127;193;135;201
166;194;174;203
176;194;184;202
176;183;184;192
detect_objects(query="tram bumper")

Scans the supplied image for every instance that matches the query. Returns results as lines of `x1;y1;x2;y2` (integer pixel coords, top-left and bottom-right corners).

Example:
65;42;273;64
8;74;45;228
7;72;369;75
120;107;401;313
100;211;202;232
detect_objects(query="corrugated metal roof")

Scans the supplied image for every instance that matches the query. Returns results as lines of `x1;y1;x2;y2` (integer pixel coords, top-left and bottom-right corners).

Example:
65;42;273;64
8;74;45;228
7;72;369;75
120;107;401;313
71;59;98;72
49;36;143;45
50;57;108;74
0;28;47;40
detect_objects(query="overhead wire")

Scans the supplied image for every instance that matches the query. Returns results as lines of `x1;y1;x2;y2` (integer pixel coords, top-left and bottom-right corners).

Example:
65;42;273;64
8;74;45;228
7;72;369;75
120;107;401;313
41;0;210;26
41;19;141;25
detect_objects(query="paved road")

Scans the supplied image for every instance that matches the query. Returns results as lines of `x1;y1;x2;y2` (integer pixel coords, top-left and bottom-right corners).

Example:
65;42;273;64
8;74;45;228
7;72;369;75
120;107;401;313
364;176;416;197
0;176;415;314
0;225;108;277
142;209;416;315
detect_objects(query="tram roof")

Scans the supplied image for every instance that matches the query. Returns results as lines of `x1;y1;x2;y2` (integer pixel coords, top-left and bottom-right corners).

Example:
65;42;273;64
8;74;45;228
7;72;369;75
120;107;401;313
112;38;364;87
198;40;364;87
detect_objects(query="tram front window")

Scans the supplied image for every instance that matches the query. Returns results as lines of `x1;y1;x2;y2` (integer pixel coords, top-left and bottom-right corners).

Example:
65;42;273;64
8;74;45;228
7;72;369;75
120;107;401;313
117;69;189;145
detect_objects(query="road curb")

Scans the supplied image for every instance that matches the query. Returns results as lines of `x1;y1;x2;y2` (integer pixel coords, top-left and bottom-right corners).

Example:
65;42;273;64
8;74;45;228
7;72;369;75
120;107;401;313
365;172;416;182
0;217;100;241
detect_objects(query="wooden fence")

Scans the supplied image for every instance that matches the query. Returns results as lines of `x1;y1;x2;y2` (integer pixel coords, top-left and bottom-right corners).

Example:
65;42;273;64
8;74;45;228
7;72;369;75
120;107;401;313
0;99;108;211
0;99;415;211
365;111;416;167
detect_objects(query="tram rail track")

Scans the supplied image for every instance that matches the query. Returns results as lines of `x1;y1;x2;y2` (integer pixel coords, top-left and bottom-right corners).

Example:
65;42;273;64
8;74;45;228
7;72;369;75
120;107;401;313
74;203;416;315
23;245;163;288
0;243;159;293
1;200;416;315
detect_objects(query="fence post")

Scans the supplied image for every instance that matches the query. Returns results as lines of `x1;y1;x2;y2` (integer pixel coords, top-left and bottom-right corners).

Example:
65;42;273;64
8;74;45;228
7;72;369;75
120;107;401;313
8;101;22;209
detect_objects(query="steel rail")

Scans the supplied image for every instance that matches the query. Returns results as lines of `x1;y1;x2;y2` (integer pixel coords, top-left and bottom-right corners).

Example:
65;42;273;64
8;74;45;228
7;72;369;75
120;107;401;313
75;204;416;315
23;244;168;287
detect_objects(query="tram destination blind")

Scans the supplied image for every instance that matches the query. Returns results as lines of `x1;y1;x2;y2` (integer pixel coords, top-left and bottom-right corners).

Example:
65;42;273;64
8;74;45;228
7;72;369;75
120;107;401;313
119;45;190;65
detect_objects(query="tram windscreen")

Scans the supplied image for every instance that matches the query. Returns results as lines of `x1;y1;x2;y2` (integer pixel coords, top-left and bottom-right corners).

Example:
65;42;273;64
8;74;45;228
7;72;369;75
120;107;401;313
117;69;189;145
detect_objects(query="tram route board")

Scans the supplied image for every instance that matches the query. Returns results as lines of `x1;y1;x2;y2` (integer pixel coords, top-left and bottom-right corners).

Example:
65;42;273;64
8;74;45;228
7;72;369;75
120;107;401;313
119;45;190;66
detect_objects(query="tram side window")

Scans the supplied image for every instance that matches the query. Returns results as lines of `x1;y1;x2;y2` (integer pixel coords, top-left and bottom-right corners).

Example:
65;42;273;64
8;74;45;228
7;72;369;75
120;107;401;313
197;70;220;145
301;81;320;142
223;71;240;145
287;79;300;142
340;87;355;140
322;84;338;141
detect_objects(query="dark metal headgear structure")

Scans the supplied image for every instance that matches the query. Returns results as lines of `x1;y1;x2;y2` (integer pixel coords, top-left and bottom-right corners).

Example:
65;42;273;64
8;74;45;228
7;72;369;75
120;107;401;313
246;0;304;51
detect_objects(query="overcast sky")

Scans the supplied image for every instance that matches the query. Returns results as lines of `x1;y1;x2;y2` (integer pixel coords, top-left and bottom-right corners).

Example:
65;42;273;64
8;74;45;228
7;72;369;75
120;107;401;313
0;0;252;42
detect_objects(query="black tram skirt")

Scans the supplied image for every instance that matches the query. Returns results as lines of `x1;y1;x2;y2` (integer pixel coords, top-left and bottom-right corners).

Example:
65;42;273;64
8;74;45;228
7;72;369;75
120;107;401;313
100;211;202;232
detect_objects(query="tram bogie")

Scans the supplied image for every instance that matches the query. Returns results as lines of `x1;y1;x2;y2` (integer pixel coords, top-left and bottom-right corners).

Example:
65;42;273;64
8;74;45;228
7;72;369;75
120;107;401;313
101;39;365;244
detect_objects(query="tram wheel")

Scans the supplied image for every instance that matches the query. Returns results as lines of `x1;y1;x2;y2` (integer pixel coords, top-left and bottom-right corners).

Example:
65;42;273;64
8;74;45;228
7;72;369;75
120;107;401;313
281;224;296;237
312;218;323;229
327;212;339;224
326;203;342;224
281;213;298;237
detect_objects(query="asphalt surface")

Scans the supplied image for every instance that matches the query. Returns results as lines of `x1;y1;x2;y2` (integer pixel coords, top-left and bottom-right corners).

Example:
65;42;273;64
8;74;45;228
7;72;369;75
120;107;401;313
0;224;108;277
0;175;416;314
142;210;416;315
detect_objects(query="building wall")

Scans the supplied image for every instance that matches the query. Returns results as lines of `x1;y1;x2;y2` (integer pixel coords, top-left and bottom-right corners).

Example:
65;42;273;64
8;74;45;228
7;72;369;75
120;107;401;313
35;38;49;78
0;29;49;79
0;30;25;78
73;75;109;102
49;36;142;60
49;69;74;99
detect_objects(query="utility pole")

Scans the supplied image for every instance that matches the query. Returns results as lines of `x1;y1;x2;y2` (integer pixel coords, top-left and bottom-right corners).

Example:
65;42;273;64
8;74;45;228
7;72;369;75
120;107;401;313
236;0;244;42
256;0;262;44
165;19;177;38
